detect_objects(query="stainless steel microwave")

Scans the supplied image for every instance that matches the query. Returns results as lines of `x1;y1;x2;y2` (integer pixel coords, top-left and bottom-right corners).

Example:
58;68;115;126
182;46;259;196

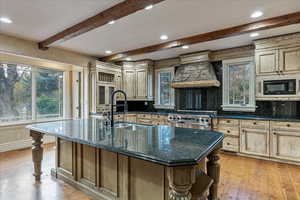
256;75;300;100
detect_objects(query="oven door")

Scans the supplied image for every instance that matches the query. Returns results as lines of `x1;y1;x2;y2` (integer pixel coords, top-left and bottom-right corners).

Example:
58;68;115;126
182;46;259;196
263;79;296;95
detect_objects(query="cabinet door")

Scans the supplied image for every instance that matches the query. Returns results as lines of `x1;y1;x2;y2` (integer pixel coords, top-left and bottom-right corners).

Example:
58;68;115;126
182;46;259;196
135;69;148;99
240;128;269;157
279;47;300;73
115;73;123;100
270;130;300;162
123;70;136;99
255;50;278;75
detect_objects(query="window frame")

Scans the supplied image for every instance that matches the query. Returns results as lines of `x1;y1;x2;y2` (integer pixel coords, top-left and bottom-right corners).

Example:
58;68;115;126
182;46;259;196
154;67;175;109
0;62;66;126
222;57;256;112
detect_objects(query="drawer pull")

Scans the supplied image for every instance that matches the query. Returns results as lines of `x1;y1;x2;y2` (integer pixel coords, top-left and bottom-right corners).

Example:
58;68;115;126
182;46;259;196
286;124;291;127
273;132;276;135
226;120;230;123
227;142;230;145
227;130;230;133
253;122;257;125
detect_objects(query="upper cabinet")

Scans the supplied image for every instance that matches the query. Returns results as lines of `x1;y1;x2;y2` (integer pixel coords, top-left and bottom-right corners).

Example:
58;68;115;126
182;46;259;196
279;46;300;73
122;61;154;100
255;50;279;75
255;33;300;76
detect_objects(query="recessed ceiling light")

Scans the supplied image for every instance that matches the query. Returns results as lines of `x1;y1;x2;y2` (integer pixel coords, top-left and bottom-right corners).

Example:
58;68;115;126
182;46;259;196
0;17;12;24
145;5;153;10
182;45;189;49
250;32;260;37
126;57;132;61
108;20;115;25
160;35;168;40
105;50;112;54
251;10;263;18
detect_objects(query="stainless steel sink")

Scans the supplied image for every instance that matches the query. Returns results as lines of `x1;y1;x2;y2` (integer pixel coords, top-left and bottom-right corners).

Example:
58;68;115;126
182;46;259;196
114;122;133;129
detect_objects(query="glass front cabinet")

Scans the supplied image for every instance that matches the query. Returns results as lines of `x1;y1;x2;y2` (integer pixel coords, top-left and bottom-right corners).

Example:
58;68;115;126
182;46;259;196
90;61;122;114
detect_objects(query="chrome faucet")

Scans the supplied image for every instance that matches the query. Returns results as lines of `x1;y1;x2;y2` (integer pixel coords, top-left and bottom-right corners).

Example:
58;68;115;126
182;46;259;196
110;90;128;127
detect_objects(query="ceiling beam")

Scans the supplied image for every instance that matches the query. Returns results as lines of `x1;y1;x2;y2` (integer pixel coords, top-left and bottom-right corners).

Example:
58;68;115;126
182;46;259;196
101;12;300;61
38;0;166;50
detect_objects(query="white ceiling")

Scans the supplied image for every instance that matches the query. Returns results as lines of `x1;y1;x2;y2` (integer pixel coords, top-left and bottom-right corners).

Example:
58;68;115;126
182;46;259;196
0;0;124;41
1;0;300;60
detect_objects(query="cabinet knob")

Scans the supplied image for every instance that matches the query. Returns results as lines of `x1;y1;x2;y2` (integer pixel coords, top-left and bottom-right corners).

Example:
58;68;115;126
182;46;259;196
253;122;257;125
273;132;276;135
286;124;291;127
227;130;230;133
226;120;230;123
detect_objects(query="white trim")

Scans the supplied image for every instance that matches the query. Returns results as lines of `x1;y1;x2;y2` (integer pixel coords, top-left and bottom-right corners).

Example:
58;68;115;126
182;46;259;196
0;136;55;153
222;57;256;112
155;67;175;109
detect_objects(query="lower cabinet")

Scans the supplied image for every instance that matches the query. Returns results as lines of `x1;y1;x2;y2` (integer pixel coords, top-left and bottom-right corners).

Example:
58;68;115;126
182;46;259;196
223;135;239;152
240;128;270;157
270;130;300;162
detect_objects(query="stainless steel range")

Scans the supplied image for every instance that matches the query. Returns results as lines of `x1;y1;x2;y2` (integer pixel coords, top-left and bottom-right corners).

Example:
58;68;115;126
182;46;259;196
167;112;214;130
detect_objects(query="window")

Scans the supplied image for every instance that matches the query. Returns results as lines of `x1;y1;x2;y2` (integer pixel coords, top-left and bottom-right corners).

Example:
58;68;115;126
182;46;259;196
155;68;175;108
0;63;64;124
36;68;63;120
222;57;255;112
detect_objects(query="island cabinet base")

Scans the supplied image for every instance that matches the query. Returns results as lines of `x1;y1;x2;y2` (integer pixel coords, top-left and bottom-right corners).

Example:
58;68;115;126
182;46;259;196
52;138;215;200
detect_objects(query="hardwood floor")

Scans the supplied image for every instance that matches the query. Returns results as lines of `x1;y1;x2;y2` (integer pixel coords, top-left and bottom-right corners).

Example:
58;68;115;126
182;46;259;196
0;144;300;200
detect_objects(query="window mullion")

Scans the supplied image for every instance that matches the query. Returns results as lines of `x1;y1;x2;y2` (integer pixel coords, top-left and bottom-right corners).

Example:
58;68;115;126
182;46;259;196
32;69;37;121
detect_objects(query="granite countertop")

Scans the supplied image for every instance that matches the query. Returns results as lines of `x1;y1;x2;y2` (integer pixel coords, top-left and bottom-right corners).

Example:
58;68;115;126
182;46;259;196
26;119;224;167
215;114;300;122
91;111;300;122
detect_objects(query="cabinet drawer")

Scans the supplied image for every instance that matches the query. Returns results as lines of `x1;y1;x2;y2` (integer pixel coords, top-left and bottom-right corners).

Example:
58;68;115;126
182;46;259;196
137;118;152;125
271;121;300;131
222;136;239;152
218;128;239;137
218;118;239;127
241;120;269;130
137;114;152;119
151;114;167;120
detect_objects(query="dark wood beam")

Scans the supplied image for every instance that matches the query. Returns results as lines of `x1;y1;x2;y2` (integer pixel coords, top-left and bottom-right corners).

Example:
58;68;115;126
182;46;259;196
101;12;300;61
38;0;166;50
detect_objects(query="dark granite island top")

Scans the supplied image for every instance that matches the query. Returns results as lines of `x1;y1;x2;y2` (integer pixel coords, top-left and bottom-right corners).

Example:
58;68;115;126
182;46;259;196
27;119;224;167
27;119;224;200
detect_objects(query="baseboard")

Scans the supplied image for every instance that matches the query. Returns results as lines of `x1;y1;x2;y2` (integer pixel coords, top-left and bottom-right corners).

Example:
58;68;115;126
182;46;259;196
0;136;55;152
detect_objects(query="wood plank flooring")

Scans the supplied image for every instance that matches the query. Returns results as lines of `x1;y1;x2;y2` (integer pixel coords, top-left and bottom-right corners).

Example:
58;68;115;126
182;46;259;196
0;143;300;200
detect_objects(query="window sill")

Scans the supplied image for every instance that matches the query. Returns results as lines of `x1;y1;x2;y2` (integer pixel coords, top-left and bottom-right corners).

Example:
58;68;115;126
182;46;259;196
0;118;69;128
222;105;256;112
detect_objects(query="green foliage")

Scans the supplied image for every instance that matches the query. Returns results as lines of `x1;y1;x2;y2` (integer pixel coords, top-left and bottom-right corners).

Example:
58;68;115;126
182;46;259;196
36;95;59;114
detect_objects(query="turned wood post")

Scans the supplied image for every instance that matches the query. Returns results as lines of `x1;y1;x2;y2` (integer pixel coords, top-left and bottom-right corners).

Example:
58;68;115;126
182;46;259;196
167;166;196;200
30;131;44;182
207;148;221;200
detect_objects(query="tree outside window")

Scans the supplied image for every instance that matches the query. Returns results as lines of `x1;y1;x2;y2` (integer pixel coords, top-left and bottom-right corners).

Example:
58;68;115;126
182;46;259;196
0;63;64;123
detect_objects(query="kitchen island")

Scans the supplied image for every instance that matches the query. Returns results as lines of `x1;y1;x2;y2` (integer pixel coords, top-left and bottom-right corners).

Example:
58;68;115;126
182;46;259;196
27;119;224;200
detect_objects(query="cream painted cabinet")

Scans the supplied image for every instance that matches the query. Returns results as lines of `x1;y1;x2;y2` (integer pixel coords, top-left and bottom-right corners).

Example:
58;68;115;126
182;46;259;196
122;61;153;100
270;130;300;162
255;50;279;75
124;69;136;99
240;128;270;157
279;46;300;73
135;68;148;99
213;118;240;153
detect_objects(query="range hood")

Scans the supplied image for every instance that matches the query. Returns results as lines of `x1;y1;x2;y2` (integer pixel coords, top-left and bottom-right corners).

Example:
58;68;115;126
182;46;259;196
171;51;220;88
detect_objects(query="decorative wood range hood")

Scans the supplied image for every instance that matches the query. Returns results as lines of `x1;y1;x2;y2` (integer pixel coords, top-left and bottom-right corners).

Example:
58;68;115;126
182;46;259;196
171;51;220;88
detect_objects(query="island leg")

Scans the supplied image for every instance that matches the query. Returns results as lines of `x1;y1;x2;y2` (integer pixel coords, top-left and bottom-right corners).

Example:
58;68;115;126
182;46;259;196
30;131;44;182
207;148;221;200
167;166;196;200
